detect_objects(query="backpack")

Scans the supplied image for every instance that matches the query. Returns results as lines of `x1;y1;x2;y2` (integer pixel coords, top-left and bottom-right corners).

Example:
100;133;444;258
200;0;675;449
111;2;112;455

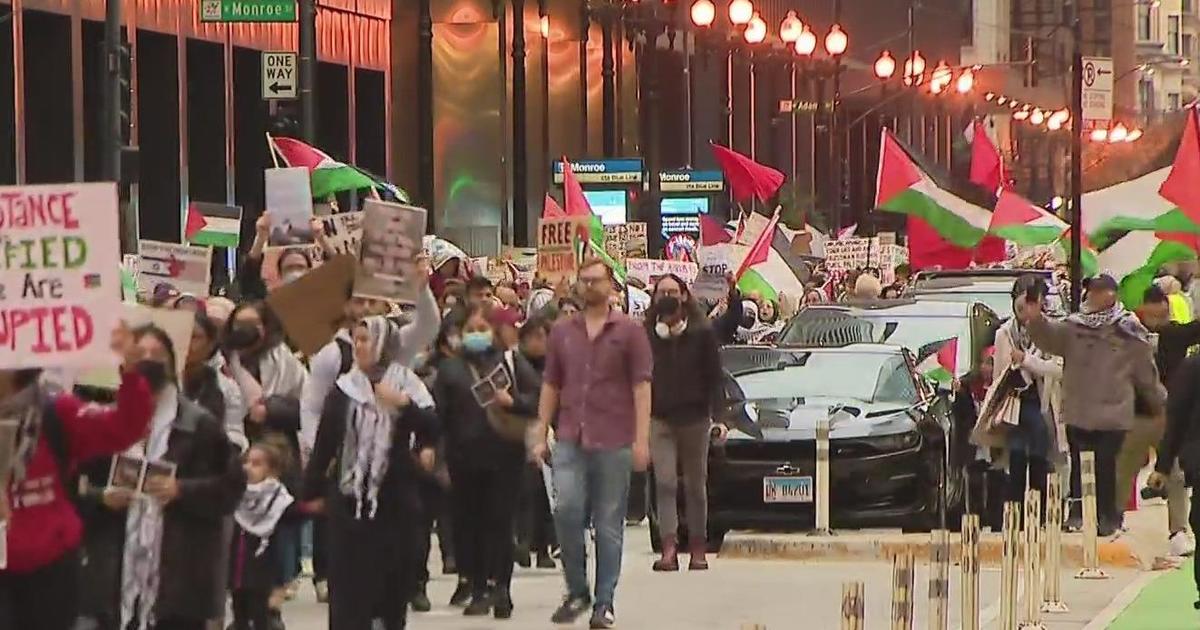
335;337;354;376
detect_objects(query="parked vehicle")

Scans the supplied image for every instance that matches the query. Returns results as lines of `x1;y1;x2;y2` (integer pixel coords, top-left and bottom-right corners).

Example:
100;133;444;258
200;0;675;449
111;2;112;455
907;268;1060;319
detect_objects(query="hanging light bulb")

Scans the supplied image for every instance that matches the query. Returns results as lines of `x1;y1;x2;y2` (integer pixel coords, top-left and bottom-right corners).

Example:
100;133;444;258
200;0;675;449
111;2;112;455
1030;108;1045;125
1013;109;1030;120
779;10;803;43
795;25;817;56
955;68;975;94
984;92;995;101
874;50;896;80
1126;128;1144;142
996;96;1008;105
744;12;767;44
690;0;716;28
1090;128;1109;142
1108;122;1128;142
824;24;848;56
728;0;754;26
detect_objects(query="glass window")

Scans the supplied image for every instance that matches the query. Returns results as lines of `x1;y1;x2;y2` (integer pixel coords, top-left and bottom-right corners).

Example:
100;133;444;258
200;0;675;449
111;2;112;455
1170;92;1182;109
1170;15;1181;55
1184;33;1195;57
1140;78;1156;112
733;353;918;405
1139;5;1153;40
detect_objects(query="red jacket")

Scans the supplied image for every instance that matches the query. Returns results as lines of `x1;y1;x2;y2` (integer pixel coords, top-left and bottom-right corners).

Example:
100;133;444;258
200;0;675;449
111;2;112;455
3;371;153;574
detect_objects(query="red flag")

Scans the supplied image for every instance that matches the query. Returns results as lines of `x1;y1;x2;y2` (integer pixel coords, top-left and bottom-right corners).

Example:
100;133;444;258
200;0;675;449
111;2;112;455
907;216;973;270
1159;107;1200;224
710;142;785;204
700;214;732;245
967;120;1004;194
184;203;208;241
733;207;781;281
542;194;565;218
561;158;593;217
972;235;1007;264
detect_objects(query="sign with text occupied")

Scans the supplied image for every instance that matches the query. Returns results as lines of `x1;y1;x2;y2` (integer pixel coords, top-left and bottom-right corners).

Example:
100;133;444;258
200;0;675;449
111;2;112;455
1082;56;1113;129
262;52;297;100
200;0;297;23
537;217;589;284
0;183;122;370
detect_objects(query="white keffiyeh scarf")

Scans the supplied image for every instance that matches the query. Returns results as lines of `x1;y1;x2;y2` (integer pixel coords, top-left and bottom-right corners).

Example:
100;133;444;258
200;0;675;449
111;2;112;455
234;478;294;556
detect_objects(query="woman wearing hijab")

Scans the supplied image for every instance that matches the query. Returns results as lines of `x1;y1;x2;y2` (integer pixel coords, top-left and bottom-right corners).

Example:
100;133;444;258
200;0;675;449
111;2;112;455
433;305;542;619
185;312;248;452
0;338;153;630
223;301;308;621
116;325;246;630
302;316;439;630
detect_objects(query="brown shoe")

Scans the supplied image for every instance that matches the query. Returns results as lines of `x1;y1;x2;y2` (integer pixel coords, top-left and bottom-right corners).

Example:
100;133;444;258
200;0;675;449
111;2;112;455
653;535;679;571
688;541;709;571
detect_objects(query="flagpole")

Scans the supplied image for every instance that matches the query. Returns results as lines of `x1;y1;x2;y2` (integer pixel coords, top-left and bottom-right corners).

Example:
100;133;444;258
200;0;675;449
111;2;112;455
1068;2;1083;311
265;133;281;169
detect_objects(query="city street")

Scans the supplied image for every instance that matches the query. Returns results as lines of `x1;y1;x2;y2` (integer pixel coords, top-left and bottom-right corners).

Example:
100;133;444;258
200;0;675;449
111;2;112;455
280;524;1154;629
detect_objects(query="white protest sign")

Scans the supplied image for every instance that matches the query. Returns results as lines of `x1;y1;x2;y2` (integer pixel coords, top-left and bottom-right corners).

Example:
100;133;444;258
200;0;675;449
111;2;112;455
264;167;315;246
624;258;699;287
137;240;213;298
694;247;733;301
823;237;881;272
354;200;428;304
318;211;362;258
0;183;121;370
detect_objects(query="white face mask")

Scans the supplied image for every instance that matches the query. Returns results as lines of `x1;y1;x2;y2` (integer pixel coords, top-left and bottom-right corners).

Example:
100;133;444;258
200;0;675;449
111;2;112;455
654;319;687;339
281;270;306;285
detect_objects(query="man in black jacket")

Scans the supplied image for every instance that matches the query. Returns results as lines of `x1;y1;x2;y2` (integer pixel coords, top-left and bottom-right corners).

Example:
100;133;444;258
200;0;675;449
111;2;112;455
1150;352;1200;606
646;274;725;572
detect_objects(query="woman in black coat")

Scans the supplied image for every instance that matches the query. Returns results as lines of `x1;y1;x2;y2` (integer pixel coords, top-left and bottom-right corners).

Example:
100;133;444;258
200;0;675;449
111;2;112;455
302;316;439;630
433;304;541;619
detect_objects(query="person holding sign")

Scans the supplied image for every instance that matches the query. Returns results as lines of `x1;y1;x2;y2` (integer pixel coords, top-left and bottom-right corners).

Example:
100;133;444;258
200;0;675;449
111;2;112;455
432;305;542;619
0;331;154;630
301;316;439;630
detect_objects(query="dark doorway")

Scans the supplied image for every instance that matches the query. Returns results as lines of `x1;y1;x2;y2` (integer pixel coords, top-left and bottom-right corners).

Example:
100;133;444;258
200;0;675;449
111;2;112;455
24;10;73;184
136;30;180;242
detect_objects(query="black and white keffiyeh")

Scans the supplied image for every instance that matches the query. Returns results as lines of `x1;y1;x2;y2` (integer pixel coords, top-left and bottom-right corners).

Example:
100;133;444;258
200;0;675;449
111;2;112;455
234;478;294;556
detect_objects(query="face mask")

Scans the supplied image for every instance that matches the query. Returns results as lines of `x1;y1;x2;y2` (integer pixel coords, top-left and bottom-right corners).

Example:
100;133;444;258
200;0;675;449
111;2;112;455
135;360;172;394
655;296;681;319
655;319;688;339
462;331;494;354
446;335;463;352
227;324;262;350
281;270;306;285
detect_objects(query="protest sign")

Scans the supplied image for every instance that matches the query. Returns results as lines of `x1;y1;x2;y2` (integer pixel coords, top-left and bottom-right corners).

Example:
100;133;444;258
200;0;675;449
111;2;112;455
268;254;357;356
137;240;213;298
823;237;881;272
76;304;197;390
537;217;589;284
603;222;648;261
354;200;427;304
694;247;733;301
625;258;699;287
626;285;651;321
319;211;363;258
0;183;122;370
264;167;315;246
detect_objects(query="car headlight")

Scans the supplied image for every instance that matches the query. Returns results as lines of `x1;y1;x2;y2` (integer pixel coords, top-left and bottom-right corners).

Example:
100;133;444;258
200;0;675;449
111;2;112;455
860;431;921;452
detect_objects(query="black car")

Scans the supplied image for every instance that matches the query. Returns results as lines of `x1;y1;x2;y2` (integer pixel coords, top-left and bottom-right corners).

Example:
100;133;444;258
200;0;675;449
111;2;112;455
652;343;968;552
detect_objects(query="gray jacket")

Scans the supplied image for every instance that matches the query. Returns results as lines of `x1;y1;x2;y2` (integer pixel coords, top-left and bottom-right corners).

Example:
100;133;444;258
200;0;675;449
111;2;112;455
1027;315;1165;432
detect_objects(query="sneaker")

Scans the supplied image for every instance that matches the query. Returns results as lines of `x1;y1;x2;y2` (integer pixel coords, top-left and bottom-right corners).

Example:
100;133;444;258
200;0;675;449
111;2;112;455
410;582;432;613
1170;531;1196;557
589;605;616;629
449;579;472;607
314;579;329;604
464;591;492;616
550;594;592;624
493;587;514;619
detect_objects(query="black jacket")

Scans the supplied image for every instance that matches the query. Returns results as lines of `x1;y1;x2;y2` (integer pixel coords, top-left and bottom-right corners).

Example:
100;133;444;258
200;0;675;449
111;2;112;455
714;286;744;345
432;349;540;467
647;313;723;424
1155;321;1200;386
1159;354;1200;476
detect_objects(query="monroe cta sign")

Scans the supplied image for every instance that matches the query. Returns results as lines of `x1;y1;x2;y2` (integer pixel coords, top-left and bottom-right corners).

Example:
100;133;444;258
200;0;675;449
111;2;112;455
0;183;121;369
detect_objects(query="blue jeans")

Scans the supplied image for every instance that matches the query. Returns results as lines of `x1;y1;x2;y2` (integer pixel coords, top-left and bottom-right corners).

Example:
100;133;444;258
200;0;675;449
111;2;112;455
552;441;633;611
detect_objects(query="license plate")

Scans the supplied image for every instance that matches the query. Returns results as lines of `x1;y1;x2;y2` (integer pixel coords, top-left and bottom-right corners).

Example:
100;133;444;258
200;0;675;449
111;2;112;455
762;476;813;503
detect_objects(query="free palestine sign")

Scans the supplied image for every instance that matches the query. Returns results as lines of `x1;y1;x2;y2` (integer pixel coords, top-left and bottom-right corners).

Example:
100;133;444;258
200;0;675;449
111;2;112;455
200;0;297;23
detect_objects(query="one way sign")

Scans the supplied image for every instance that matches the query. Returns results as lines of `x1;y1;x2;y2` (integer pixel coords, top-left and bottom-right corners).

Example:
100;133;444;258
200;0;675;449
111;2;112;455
262;52;297;100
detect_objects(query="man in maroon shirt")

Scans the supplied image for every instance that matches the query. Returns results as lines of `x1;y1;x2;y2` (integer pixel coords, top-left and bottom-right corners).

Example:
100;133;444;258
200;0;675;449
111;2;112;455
531;258;652;629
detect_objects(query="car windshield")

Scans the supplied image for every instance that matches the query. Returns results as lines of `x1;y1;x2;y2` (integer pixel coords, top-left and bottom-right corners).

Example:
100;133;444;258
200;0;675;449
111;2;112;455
912;291;1013;319
780;310;972;375
735;352;919;405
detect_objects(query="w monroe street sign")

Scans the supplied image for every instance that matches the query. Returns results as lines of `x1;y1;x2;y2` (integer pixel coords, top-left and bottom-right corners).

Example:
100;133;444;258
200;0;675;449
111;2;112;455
200;0;297;23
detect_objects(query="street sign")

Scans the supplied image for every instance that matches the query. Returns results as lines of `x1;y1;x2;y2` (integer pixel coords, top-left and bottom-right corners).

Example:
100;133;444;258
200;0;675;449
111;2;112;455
200;0;297;23
261;52;297;100
1081;56;1114;129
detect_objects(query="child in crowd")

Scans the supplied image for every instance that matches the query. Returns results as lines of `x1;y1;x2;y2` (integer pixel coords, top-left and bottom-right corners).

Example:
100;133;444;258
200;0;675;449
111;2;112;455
230;443;297;630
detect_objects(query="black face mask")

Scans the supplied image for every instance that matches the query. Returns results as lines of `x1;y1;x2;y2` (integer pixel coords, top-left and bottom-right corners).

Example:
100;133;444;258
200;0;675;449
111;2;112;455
135;360;172;394
226;324;262;351
655;296;681;319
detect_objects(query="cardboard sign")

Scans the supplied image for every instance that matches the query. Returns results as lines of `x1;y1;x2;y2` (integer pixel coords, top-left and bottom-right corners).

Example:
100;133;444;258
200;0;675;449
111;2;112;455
264;167;315;246
537;217;589;284
268;254;357;356
625;258;699;287
603;222;648;261
823;237;881;272
75;304;198;390
694;247;732;301
354;200;427;304
137;240;213;298
0;183;122;370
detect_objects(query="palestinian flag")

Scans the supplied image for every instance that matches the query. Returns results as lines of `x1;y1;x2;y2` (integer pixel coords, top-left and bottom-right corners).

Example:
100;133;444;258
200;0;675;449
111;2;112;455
561;157;621;280
917;337;958;385
270;135;379;200
185;202;242;248
736;268;777;302
989;190;1066;246
876;129;993;249
1097;230;1199;308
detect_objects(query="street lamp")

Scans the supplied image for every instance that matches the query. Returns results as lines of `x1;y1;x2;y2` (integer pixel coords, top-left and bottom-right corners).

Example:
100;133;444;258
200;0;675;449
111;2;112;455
690;0;715;28
1126;128;1144;142
903;50;925;85
824;24;848;56
930;60;952;93
874;50;896;80
1090;128;1109;142
779;10;803;44
955;68;974;94
1013;109;1030;121
795;25;817;56
1108;122;1128;142
744;12;766;44
1030;108;1045;125
728;0;753;26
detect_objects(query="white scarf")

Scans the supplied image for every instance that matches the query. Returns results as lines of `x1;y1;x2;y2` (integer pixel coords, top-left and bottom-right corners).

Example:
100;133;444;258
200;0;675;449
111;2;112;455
234;478;294;556
119;387;178;630
335;318;434;519
228;343;308;403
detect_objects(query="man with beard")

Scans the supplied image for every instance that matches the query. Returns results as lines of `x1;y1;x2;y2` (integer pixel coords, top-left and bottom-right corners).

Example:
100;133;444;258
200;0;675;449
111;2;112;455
530;258;652;629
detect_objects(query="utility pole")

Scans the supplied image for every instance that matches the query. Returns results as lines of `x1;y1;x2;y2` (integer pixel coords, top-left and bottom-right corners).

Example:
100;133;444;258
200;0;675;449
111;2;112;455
601;11;617;157
1069;1;1083;312
299;0;317;143
512;0;528;246
103;0;134;252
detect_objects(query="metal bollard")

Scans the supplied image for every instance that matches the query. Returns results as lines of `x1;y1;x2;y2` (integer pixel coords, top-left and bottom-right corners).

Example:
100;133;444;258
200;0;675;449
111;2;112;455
891;552;915;630
1075;452;1110;580
1041;473;1069;613
1020;490;1046;630
928;529;949;630
960;514;980;630
815;419;832;535
1000;502;1021;630
841;581;865;630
